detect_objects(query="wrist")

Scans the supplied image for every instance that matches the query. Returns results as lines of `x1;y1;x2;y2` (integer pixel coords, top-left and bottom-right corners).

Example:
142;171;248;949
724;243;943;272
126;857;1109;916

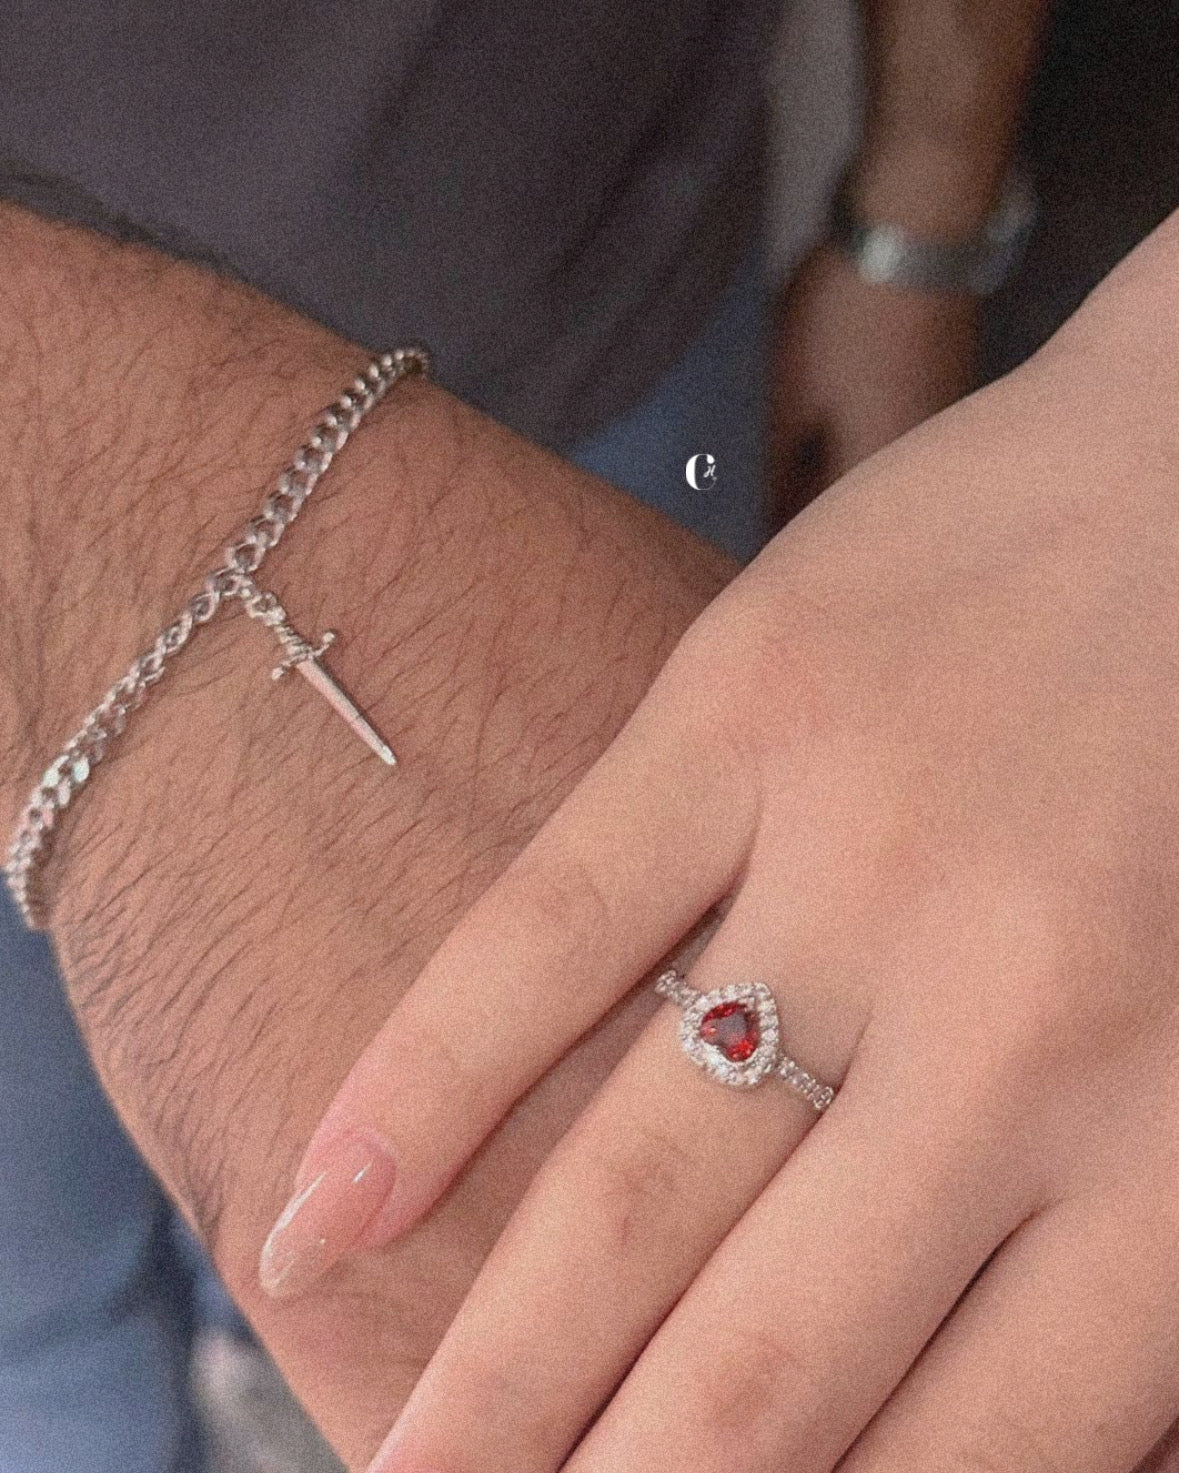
16;299;731;1217
845;137;1016;240
42;382;731;1459
0;202;740;1461
0;204;384;820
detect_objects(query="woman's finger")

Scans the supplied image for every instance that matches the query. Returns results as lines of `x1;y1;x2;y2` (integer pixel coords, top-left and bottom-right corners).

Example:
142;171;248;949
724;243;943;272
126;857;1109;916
840;1185;1179;1473
560;1048;1033;1473
361;900;855;1473
258;676;759;1298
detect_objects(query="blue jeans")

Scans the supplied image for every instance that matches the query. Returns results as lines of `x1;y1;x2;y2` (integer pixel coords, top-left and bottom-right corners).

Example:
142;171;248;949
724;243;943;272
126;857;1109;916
0;233;770;1472
566;233;772;564
0;906;207;1473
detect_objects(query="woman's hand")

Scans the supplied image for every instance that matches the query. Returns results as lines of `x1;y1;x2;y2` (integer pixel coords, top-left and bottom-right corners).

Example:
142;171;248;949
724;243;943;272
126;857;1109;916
263;212;1179;1473
769;241;977;525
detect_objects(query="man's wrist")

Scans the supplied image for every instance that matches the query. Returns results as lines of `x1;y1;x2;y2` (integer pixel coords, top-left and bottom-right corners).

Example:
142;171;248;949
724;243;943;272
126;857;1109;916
0;203;387;807
41;371;730;1464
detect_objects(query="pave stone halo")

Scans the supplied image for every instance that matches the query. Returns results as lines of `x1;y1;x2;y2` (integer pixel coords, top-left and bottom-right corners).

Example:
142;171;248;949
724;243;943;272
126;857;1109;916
683;982;781;1088
655;968;837;1110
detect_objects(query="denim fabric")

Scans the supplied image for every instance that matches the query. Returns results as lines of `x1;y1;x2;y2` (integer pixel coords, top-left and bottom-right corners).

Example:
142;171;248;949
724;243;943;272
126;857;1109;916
0;892;206;1472
565;229;772;564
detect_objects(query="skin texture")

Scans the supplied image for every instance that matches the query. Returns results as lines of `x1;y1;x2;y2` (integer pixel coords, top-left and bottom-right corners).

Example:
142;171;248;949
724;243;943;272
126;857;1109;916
0;204;733;1466
0;8;1143;1460
276;209;1179;1473
8;192;1179;1473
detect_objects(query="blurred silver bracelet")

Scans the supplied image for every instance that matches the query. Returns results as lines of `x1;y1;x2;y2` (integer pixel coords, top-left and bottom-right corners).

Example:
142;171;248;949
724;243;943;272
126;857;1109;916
4;345;430;930
828;168;1037;296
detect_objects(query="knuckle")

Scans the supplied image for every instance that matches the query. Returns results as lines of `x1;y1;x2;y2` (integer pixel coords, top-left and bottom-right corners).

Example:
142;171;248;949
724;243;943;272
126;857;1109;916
682;1321;828;1466
570;1116;698;1258
406;1012;502;1123
668;589;834;748
840;1366;1082;1473
502;838;615;967
646;618;825;820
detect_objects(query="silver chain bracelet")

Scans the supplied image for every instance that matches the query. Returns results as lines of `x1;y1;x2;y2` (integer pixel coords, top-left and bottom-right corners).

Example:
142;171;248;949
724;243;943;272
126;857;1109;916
4;345;430;930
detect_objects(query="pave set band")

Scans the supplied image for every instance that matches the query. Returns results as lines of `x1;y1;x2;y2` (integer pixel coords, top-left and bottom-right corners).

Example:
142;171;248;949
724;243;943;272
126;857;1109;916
654;968;836;1111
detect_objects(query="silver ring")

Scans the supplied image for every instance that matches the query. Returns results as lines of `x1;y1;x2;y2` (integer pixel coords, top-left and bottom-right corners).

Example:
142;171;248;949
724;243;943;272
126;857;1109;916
655;969;836;1111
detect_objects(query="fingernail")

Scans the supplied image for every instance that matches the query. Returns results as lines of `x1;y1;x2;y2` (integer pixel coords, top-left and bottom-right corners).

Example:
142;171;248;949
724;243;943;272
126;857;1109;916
259;1134;397;1299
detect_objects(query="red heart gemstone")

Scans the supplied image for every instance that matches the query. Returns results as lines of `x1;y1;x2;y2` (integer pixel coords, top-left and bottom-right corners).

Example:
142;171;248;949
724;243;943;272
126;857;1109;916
700;1001;760;1063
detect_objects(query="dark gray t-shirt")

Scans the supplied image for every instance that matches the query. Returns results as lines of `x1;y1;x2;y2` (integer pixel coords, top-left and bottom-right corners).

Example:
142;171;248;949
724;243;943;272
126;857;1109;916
0;1;778;448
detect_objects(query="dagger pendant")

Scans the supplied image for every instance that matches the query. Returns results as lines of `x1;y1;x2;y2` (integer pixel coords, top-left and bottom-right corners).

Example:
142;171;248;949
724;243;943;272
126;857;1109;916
238;578;397;767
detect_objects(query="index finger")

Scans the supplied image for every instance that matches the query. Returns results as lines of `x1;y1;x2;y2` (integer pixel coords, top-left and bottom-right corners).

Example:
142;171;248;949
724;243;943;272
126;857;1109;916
258;672;759;1297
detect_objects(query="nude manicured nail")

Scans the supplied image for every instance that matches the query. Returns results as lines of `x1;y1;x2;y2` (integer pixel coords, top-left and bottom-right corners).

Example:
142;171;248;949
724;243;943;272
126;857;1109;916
259;1135;397;1299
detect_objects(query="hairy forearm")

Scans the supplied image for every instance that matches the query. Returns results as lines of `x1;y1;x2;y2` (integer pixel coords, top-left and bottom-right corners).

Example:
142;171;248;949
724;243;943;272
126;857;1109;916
0;203;377;760
0;204;732;1463
854;0;1049;234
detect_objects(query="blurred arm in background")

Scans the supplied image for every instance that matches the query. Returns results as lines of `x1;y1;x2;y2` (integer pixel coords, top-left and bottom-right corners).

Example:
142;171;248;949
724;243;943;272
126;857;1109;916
769;0;1049;524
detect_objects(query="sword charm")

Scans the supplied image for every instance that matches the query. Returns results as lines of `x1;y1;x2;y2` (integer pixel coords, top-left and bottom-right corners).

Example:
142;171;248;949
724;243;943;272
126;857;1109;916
237;578;397;767
274;630;397;767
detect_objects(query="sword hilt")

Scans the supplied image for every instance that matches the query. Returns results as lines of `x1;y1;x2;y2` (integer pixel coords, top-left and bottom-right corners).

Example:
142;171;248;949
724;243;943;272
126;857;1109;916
271;628;337;680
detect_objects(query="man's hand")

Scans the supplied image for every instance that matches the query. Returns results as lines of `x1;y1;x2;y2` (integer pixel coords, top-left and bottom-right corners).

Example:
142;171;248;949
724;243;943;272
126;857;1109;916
0;204;733;1466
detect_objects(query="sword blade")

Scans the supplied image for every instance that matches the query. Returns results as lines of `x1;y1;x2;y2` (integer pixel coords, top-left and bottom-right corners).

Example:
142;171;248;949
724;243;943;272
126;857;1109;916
296;658;397;767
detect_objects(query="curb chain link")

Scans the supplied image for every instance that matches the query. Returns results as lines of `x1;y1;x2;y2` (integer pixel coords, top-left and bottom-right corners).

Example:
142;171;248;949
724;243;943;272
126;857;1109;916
5;346;430;928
